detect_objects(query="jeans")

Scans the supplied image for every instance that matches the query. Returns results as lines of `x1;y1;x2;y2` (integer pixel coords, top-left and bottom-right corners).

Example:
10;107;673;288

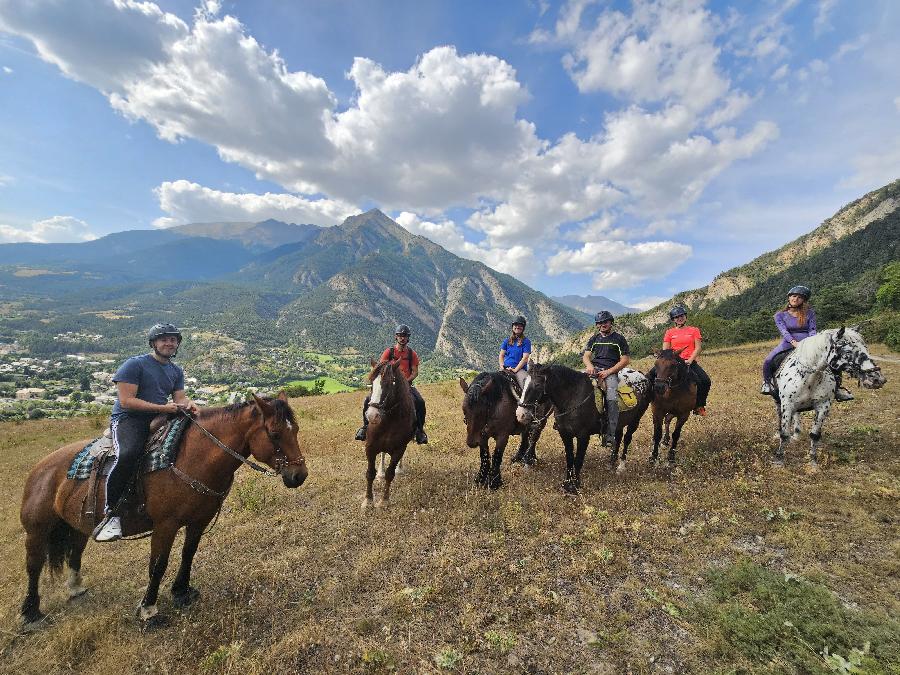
602;373;619;438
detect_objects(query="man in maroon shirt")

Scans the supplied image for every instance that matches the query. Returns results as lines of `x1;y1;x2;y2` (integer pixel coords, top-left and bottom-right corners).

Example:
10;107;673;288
355;324;428;444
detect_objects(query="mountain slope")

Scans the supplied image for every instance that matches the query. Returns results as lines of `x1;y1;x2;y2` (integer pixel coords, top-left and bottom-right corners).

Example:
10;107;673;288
552;294;637;316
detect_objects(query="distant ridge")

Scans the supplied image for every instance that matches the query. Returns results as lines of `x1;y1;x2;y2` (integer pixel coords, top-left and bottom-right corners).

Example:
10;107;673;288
552;294;637;317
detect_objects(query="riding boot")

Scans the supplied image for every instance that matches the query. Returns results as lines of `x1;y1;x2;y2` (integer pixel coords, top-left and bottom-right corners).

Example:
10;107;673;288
355;423;367;441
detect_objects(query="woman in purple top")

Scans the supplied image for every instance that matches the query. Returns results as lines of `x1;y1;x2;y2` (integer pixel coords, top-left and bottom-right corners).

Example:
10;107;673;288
760;286;852;401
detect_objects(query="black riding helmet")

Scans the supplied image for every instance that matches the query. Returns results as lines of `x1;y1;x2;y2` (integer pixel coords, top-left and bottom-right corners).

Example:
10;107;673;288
148;323;182;345
788;285;811;300
669;305;687;320
512;315;527;327
394;324;411;336
594;310;614;324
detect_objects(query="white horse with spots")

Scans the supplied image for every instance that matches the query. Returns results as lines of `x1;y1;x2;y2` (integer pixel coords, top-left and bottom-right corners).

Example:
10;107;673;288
772;326;886;467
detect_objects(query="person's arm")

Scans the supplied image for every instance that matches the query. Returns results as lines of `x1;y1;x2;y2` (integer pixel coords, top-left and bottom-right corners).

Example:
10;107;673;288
117;381;179;414
514;338;531;372
687;339;701;365
582;350;596;375
807;310;817;336
774;312;794;344
601;354;630;378
662;328;672;350
499;349;507;369
408;364;418;382
172;389;199;414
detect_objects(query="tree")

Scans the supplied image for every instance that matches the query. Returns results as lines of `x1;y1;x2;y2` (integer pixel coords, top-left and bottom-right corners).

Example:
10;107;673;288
79;375;91;392
876;262;900;310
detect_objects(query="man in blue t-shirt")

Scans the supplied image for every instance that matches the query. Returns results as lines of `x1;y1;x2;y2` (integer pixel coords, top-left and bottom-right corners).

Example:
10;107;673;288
93;323;198;542
499;315;532;390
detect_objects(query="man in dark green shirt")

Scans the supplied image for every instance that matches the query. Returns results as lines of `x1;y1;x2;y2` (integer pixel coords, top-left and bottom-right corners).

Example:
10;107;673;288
582;311;630;446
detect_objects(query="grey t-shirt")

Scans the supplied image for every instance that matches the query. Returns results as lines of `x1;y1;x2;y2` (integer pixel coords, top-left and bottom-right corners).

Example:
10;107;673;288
111;353;184;421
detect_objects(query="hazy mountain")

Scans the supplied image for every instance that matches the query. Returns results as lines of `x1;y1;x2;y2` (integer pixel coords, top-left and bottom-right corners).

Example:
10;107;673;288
552;294;637;316
172;219;320;252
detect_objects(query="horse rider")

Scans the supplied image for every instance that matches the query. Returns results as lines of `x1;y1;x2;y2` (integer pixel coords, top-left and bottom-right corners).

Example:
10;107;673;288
499;315;531;391
582;310;630;446
761;285;853;401
93;323;198;542
647;305;711;416
355;324;428;444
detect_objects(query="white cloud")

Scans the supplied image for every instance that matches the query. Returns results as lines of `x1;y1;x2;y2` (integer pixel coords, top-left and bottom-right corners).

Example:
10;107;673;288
705;91;753;128
153;180;357;228
395;211;540;279
630;295;669;311
0;215;97;243
546;239;692;288
550;0;730;110
771;63;789;80
813;0;839;36
0;173;12;186
2;65;11;74
895;96;900;113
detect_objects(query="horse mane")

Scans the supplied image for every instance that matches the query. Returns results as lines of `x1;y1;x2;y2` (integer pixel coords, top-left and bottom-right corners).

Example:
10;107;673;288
544;363;590;387
793;327;863;368
367;359;390;383
196;397;297;426
465;371;507;409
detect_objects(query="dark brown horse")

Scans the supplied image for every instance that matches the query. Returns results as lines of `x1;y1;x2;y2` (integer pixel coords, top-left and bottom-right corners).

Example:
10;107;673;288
362;359;415;510
459;371;549;489
19;393;308;628
516;363;651;493
650;349;697;465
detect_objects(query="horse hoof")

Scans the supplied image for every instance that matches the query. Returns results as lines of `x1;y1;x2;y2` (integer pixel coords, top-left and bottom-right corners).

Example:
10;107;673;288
172;586;200;609
21;612;48;632
139;614;170;631
474;474;489;487
375;498;390;510
361;498;374;512
616;460;627;475
804;462;820;475
488;476;503;491
771;458;785;468
562;481;579;496
67;586;88;601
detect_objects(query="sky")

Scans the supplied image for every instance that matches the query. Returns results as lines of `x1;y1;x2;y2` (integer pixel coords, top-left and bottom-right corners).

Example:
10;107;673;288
0;0;897;309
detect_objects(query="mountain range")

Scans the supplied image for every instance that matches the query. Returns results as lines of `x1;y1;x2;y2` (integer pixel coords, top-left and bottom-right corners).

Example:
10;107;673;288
551;294;637;317
0;210;588;371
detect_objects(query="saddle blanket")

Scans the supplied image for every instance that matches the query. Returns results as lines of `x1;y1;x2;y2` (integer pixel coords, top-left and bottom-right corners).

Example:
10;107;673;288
66;417;190;481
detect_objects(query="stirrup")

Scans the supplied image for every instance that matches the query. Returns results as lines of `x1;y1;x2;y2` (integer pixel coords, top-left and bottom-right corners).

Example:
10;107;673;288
355;426;367;441
760;382;773;396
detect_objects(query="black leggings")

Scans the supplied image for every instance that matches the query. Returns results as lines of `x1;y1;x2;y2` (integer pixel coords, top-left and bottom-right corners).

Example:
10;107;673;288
107;414;151;512
362;386;426;429
647;362;711;407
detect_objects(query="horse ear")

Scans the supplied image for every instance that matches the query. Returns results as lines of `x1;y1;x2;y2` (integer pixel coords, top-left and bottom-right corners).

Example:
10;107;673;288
277;390;288;402
251;393;274;418
848;323;861;333
481;378;493;394
673;346;685;356
459;377;469;393
837;326;846;340
370;357;377;368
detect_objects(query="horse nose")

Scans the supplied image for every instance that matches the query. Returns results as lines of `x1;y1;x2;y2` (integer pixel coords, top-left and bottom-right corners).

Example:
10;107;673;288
282;464;308;488
515;407;529;424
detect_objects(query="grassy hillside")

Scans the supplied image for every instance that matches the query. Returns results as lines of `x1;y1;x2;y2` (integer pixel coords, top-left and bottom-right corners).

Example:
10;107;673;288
1;345;898;673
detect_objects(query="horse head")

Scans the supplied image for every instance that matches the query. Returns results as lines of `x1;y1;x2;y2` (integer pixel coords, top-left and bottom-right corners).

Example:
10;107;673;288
829;327;886;390
250;392;308;488
516;362;546;424
459;373;501;448
653;349;687;397
366;359;406;426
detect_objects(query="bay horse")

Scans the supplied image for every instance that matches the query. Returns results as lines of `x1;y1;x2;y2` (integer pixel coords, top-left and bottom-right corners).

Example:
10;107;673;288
771;326;885;468
459;372;550;489
649;349;697;465
19;393;308;628
516;363;650;493
362;359;415;510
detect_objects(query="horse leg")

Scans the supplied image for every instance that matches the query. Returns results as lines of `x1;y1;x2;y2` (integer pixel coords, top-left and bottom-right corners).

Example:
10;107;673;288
362;452;376;511
807;401;832;469
489;435;510;490
792;412;802;440
561;434;578;494
66;531;90;600
21;524;49;626
377;452;386;479
524;417;547;466
651;411;663;464
667;414;689;465
663;413;673;446
139;521;180;623
617;424;635;475
573;435;589;492
773;401;792;466
171;523;205;609
476;440;490;486
378;453;401;509
510;431;527;465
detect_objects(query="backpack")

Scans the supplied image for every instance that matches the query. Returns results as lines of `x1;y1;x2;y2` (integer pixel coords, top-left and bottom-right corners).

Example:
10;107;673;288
388;347;414;372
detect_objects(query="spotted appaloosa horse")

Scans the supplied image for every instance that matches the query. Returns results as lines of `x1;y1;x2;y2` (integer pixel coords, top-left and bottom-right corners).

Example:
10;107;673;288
362;359;415;510
459;371;549;489
771;326;885;468
19;394;307;628
649;349;697;466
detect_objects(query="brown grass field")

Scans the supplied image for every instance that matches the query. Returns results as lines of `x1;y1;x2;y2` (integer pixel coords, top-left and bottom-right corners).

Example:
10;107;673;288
0;343;898;674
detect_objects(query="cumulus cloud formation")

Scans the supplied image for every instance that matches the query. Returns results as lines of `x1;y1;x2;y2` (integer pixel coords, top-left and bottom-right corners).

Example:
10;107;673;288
546;239;693;288
0;0;778;288
0;215;97;243
153;180;357;228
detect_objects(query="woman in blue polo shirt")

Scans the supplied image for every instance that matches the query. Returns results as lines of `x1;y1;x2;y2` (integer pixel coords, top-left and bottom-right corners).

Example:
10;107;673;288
499;315;531;390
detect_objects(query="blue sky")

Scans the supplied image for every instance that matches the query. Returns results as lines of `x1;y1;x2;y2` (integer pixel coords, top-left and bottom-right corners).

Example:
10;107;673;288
0;0;897;308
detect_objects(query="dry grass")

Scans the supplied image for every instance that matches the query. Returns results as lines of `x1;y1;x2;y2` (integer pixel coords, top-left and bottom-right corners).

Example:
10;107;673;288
0;343;898;674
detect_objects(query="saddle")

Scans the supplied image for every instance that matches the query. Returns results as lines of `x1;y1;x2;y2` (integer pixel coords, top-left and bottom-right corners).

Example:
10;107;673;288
592;375;639;414
68;414;186;534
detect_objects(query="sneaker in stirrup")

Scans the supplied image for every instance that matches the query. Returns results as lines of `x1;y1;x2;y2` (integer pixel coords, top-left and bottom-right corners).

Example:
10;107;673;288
93;515;122;542
354;426;367;441
693;406;707;417
415;428;428;445
760;382;773;396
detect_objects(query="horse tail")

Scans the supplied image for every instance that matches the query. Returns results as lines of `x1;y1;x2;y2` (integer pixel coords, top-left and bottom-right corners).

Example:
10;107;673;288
46;519;78;576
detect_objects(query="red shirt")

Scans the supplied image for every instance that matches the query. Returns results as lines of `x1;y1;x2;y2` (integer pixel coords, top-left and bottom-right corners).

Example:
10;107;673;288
663;326;702;361
381;346;419;380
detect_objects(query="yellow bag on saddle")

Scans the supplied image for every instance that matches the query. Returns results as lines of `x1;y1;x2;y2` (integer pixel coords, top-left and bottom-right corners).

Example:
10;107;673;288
594;381;639;412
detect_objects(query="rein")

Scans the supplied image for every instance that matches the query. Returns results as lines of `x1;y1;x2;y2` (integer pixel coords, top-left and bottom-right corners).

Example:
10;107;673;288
519;374;594;424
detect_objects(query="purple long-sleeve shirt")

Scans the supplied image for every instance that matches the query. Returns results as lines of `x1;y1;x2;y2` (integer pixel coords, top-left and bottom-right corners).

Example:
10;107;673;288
773;309;817;350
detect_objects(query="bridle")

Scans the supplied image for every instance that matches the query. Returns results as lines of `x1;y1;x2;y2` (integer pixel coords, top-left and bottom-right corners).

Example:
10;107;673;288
654;356;688;394
368;365;402;416
518;372;592;424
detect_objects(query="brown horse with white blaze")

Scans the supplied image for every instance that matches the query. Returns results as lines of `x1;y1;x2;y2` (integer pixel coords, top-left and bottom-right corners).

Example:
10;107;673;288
650;349;697;465
19;393;308;628
362;359;415;510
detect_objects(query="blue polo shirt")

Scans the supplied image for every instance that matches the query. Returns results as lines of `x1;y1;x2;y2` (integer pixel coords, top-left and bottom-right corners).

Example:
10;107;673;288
501;337;532;370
